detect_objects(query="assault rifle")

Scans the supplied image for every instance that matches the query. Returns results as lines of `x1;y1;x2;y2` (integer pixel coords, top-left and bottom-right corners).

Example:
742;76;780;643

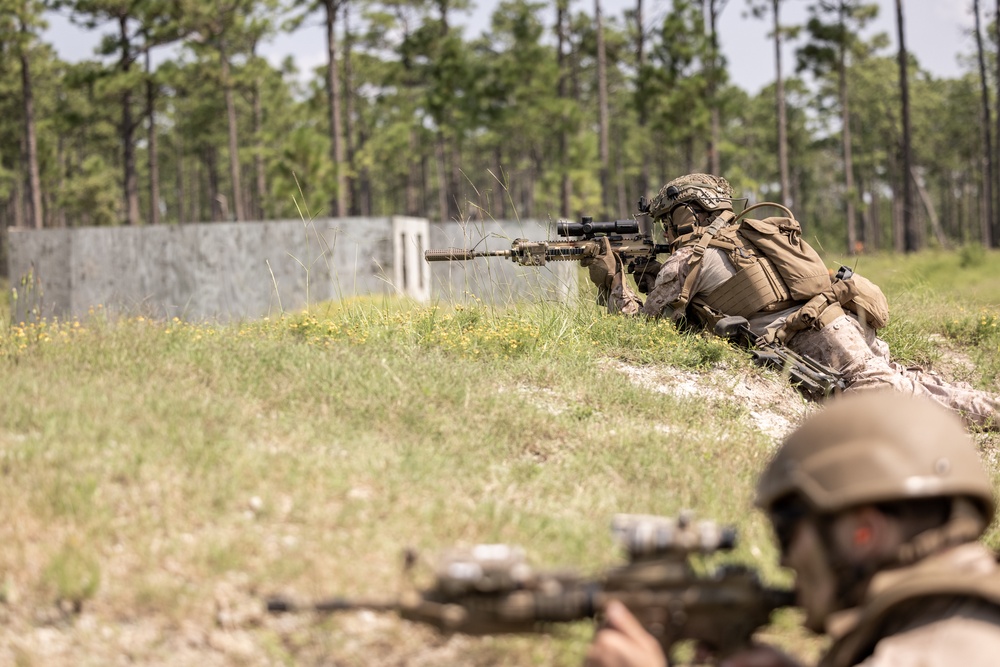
714;315;846;398
266;513;795;660
424;215;669;271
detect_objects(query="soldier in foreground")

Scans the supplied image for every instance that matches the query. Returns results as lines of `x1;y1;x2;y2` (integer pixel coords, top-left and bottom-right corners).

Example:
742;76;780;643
586;392;1000;667
583;173;1000;428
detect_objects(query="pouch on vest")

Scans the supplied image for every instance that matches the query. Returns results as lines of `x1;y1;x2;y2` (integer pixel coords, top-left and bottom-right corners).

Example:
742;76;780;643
830;267;889;330
738;217;831;300
699;258;792;318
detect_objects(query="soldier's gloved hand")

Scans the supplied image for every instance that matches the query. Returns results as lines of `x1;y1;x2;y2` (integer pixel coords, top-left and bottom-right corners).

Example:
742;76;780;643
581;238;623;305
631;258;662;294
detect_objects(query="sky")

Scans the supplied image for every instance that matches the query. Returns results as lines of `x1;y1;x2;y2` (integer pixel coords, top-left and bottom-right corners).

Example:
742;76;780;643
43;0;978;95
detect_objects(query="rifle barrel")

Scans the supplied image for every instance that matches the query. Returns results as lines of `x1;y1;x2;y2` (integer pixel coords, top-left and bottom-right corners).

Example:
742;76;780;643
424;248;511;261
267;596;400;614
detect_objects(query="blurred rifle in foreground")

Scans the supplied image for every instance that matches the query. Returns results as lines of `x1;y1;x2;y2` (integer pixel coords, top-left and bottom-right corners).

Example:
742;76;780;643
267;513;795;660
714;315;846;398
424;215;669;272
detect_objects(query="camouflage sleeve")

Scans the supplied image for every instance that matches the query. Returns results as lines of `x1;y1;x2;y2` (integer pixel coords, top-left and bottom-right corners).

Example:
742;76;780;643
607;272;643;316
640;247;694;318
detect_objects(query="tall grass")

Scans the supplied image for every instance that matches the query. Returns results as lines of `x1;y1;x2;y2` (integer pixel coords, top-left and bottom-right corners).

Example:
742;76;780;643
835;249;1000;388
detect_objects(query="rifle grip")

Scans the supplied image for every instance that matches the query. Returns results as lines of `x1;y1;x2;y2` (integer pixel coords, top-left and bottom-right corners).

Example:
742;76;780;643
425;248;476;261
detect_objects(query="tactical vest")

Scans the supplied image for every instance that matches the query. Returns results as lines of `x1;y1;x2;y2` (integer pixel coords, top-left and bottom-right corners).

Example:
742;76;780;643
820;544;1000;667
669;206;842;333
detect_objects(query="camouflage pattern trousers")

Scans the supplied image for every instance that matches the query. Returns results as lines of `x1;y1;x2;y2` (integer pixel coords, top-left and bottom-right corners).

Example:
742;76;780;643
792;315;1000;429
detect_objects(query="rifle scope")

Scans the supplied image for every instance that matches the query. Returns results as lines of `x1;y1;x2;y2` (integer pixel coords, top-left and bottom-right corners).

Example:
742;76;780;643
557;217;639;238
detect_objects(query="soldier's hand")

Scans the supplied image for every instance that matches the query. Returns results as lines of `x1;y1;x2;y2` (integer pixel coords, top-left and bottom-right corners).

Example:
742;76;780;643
581;238;623;303
631;258;662;294
584;600;667;667
719;644;803;667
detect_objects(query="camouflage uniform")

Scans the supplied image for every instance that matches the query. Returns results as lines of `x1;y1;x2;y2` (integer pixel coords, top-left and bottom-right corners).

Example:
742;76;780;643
602;174;1000;428
821;542;1000;667
604;233;1000;430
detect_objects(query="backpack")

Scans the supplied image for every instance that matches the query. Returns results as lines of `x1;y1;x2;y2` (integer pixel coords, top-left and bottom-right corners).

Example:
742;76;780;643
672;204;832;314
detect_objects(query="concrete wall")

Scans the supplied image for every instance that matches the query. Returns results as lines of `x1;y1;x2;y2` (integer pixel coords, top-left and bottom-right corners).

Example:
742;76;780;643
7;216;577;322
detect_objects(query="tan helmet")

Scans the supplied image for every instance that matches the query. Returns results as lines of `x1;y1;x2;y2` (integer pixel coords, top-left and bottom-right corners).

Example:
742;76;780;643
756;392;995;525
648;173;734;220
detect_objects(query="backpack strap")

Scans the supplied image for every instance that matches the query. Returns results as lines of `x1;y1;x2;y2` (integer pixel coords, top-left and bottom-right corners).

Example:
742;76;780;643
672;210;736;310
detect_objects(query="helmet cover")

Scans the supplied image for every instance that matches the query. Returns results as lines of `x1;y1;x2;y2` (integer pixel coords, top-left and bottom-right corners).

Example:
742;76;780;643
648;173;734;219
756;392;995;526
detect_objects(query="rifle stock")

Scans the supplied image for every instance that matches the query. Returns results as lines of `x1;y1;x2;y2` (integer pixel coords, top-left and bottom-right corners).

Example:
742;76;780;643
714;315;846;398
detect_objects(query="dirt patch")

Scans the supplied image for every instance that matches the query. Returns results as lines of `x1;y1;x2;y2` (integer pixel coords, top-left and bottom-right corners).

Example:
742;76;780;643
604;360;814;442
925;333;999;390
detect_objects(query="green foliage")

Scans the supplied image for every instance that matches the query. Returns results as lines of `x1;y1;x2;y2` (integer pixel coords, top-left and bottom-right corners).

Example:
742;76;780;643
58;154;122;226
41;538;101;609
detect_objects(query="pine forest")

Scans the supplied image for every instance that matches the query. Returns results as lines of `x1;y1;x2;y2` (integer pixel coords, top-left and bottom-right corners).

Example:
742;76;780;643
2;0;999;262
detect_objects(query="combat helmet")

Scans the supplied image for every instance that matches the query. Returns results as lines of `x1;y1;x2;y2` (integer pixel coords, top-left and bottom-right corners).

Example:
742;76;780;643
647;173;734;220
756;392;995;526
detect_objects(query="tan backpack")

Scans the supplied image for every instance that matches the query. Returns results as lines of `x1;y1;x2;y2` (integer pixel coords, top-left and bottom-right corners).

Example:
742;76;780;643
735;213;832;301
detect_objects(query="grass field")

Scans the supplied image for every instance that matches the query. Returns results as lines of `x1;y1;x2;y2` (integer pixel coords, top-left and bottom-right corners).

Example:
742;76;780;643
1;249;999;666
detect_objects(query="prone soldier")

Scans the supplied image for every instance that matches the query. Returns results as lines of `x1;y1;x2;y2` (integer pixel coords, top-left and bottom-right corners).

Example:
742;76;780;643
582;173;1000;429
586;391;1000;667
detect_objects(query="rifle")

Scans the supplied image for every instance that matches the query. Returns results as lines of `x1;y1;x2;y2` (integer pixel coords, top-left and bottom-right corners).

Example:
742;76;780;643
714;315;846;398
266;513;795;660
424;215;669;272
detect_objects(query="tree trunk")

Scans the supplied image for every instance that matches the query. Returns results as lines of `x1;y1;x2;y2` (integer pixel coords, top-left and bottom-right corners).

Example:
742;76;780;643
19;20;42;230
448;138;462;219
975;0;994;247
595;0;610;218
325;0;348;218
706;0;722;175
145;48;161;225
56;133;66;227
406;127;420;216
343;2;359;215
556;0;571;218
176;134;186;223
867;183;880;251
493;145;506;218
912;167;947;248
772;0;790;207
13;167;25;228
435;132;448;221
615;126;627;213
837;9;857;254
120;16;140;225
205;147;222;221
896;0;917;251
995;0;1000;244
219;43;244;222
253;76;266;220
889;151;904;252
193;157;202;222
636;0;649;201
